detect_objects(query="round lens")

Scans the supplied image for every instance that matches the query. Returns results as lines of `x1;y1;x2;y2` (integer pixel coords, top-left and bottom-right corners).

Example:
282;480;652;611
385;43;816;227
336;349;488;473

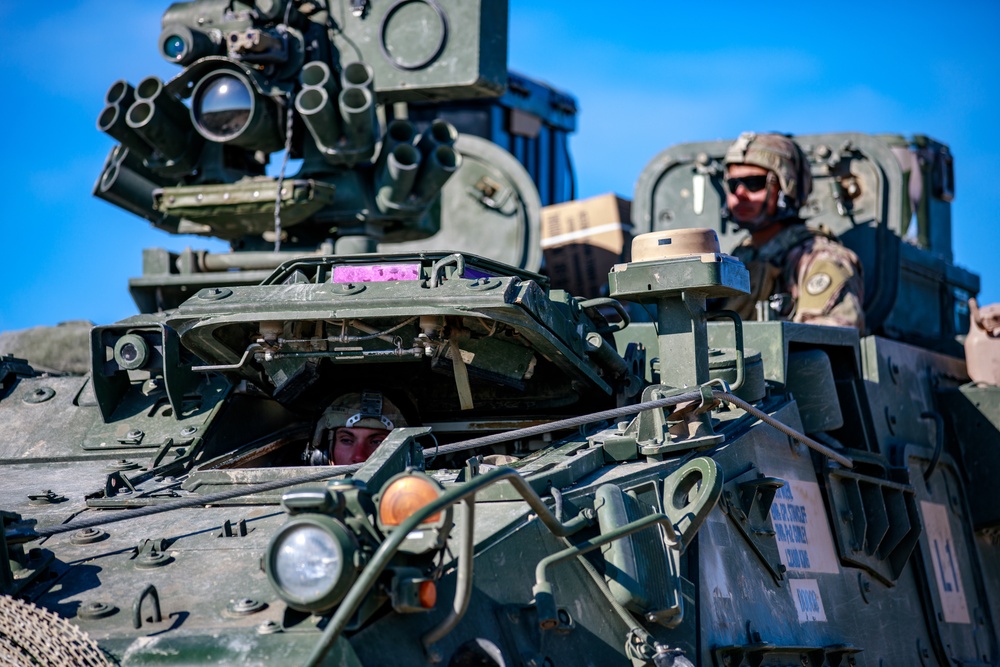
379;475;442;527
114;334;149;370
194;74;253;141
163;35;187;60
119;343;139;364
273;525;342;601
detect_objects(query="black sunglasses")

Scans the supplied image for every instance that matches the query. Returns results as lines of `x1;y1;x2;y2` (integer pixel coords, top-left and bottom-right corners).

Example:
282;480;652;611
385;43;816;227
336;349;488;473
726;175;769;193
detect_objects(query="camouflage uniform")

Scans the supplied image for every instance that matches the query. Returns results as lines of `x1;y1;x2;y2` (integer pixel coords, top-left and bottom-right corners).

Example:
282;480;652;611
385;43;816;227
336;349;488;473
723;223;865;331
720;132;865;332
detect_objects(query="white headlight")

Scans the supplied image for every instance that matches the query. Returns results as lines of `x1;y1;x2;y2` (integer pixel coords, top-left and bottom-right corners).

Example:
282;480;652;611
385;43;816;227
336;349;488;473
266;516;359;612
273;526;342;600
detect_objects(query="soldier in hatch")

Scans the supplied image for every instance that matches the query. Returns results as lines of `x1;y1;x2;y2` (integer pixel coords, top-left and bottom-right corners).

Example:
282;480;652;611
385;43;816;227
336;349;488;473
720;131;865;332
304;391;407;466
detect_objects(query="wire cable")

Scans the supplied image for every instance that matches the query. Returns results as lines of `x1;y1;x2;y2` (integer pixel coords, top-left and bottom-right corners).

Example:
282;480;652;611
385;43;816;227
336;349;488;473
27;389;852;538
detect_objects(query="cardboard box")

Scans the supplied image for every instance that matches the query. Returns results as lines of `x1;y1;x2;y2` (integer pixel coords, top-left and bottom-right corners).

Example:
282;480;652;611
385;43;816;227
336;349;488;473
540;193;632;298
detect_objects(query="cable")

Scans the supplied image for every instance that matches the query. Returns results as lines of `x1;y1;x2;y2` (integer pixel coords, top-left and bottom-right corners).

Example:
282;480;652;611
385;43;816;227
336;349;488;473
30;391;701;538
33;463;365;538
715;391;854;468
27;389;852;539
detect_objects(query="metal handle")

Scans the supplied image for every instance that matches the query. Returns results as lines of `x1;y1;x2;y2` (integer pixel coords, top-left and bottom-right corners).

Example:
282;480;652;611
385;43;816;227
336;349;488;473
132;583;162;629
921;410;944;483
707;309;745;392
430;253;467;288
578;297;631;334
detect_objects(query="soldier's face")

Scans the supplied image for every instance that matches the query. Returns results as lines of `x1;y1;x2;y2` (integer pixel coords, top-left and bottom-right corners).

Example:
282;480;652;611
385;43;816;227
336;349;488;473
726;164;778;225
331;427;389;465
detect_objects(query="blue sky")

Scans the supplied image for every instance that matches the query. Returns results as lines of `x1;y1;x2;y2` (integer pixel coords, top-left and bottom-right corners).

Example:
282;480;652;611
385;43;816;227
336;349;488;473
2;1;999;331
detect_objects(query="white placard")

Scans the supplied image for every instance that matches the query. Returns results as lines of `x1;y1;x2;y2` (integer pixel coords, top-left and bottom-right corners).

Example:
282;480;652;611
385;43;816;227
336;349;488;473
789;578;827;622
771;480;839;574
920;501;971;624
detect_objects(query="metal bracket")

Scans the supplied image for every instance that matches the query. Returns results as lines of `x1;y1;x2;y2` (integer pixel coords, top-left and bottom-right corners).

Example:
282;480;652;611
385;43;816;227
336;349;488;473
133;538;173;569
455;455;482;482
217;518;253;538
721;469;787;584
1;512;49;597
632;384;724;457
715;641;861;667
105;471;137;498
351;427;431;495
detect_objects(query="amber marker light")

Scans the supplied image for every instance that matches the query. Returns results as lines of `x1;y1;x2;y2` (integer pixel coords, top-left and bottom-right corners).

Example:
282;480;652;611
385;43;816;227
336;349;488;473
418;580;437;609
378;475;443;527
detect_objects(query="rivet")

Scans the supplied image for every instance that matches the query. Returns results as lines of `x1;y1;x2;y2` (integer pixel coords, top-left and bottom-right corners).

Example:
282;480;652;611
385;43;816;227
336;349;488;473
230;598;266;615
257;619;282;634
72;527;108;545
106;459;139;472
135;549;171;569
23;386;55;403
78;601;117;620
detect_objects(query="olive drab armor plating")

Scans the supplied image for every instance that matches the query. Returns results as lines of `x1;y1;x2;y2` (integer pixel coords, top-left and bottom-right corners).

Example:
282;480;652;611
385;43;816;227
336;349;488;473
3;2;1000;666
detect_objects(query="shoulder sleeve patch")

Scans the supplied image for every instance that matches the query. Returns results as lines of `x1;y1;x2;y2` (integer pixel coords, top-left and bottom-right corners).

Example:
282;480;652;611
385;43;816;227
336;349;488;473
797;258;852;312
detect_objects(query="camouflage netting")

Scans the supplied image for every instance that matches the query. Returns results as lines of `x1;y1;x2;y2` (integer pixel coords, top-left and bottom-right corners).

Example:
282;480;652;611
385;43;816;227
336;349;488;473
0;595;113;666
0;321;93;375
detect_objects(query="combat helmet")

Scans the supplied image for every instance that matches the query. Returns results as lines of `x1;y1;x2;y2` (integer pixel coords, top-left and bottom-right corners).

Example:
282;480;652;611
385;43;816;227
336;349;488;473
724;132;813;214
318;391;407;431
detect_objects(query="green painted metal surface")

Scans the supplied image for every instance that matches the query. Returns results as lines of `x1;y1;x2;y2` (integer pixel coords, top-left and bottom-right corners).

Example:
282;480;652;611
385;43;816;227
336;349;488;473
2;1;1000;666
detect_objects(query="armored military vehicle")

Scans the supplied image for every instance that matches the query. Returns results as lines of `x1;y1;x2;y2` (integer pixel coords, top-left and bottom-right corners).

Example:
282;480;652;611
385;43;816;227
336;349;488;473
3;1;999;666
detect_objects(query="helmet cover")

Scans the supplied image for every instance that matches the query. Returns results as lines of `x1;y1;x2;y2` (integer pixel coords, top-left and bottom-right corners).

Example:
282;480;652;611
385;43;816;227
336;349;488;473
724;132;813;206
318;391;406;431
